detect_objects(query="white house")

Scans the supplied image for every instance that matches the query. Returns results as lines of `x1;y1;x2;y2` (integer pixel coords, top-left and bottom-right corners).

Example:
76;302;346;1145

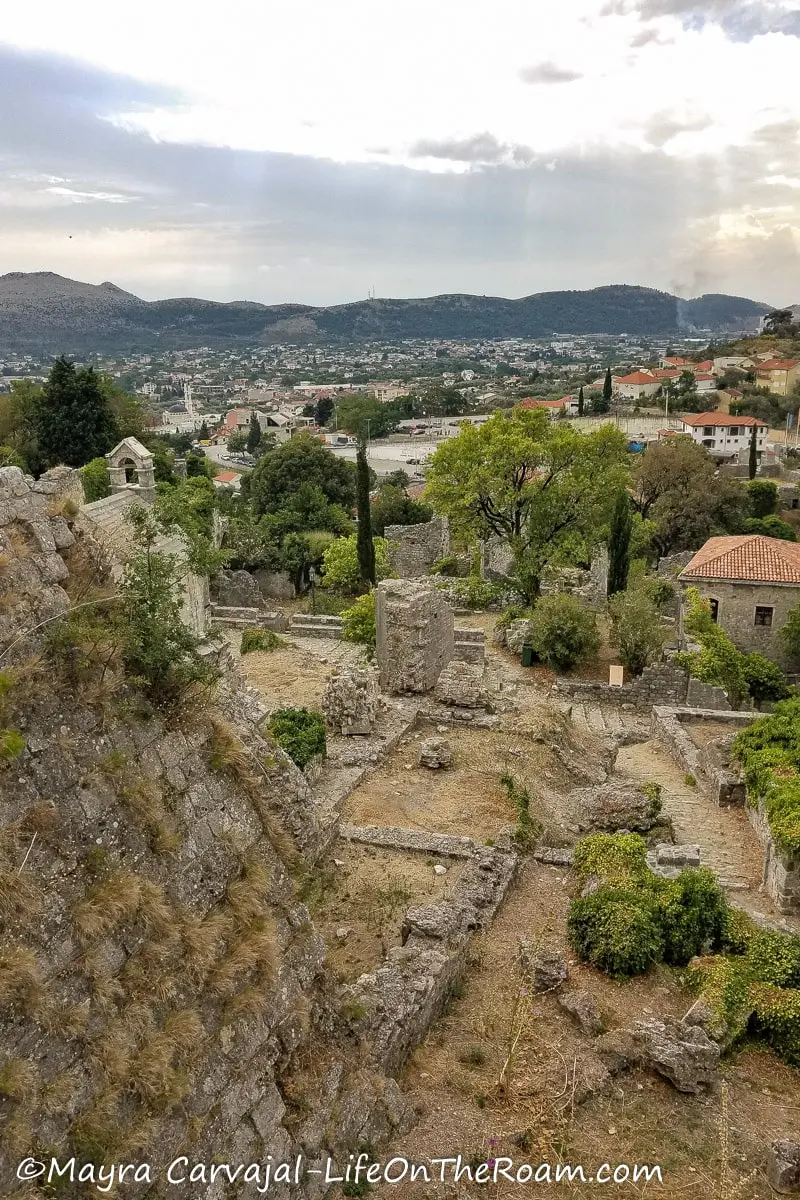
678;413;768;459
614;370;662;401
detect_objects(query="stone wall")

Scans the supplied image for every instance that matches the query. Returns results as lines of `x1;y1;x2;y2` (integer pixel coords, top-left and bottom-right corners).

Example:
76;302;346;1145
680;579;800;670
376;578;454;694
748;800;800;913
553;660;689;708
384;516;449;579
686;677;732;710
480;535;515;580
651;706;756;806
322;667;379;735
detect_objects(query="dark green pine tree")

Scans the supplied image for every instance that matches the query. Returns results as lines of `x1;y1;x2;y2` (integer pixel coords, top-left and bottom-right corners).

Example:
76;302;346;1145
356;443;376;586
246;411;262;455
602;367;613;411
577;386;584;417
198;420;210;440
748;423;758;480
607;489;633;596
36;357;119;469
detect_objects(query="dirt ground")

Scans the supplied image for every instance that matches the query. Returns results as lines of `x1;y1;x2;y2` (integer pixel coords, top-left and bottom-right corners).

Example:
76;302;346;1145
299;842;464;984
231;634;362;711
380;858;800;1199
685;720;741;753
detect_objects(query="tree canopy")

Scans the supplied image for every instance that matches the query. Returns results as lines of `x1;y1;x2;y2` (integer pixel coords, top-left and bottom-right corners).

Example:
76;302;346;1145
249;433;356;520
425;406;629;600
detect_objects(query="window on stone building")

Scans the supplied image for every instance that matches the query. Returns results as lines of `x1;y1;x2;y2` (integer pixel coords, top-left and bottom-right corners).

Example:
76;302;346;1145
703;426;714;436
708;598;719;622
754;606;773;627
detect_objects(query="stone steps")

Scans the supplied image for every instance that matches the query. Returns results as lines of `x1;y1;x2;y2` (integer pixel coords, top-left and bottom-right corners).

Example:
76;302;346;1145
289;615;343;639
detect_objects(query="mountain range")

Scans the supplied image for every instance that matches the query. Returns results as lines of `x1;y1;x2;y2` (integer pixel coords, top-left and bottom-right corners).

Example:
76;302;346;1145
0;272;778;352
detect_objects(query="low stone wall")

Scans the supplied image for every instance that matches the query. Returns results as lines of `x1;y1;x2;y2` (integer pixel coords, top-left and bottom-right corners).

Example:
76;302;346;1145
686;677;732;710
553;660;689;708
343;839;519;1074
210;606;289;631
289;613;343;639
650;706;755;806
452;627;486;666
748;799;800;914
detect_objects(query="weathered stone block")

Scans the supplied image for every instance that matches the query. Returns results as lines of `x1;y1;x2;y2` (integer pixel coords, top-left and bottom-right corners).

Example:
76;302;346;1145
376;578;454;694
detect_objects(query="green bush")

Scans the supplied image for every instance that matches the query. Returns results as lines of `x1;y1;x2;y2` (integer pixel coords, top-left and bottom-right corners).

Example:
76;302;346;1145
267;707;327;770
320;534;390;593
721;905;757;955
742;653;791;707
496;604;529;631
655;868;728;966
745;930;800;988
79;456;111;503
751;983;800;1065
608;587;668;676
430;554;460;577
572;832;649;884
500;772;542;851
732;697;800;854
567;884;664;977
0;729;25;762
527;594;599;673
341;591;376;653
689;954;756;1045
240;628;284;654
448;575;502;610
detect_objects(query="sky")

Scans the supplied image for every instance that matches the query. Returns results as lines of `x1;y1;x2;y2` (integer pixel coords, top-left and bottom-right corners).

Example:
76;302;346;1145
1;0;800;306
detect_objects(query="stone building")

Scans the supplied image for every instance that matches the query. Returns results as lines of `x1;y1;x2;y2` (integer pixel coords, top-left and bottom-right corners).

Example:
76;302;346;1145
375;577;454;694
678;534;800;669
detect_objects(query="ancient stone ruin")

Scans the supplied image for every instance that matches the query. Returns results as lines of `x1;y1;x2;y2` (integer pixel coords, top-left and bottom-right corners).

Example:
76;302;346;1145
375;577;454;694
384;515;449;578
322;666;379;735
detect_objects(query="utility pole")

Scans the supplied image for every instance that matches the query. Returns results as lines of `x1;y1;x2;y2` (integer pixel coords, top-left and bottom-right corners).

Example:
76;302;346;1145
365;418;371;455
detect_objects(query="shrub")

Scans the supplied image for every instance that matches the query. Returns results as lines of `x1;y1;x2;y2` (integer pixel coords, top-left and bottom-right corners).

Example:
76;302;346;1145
500;772;542;851
732;697;800;854
320;534;390;593
745;930;800;988
655;868;728;966
721;905;757;955
781;600;800;665
689;954;756;1045
448;576;502;610
0;729;25;762
751;983;800;1065
79;457;111;503
240;628;284;655
496;604;529;631
527;594;599;673
608;587;668;676
742;652;791;707
572;832;649;884
679;587;749;708
341;591;376;653
567;884;664;977
267;707;326;770
430;554;460;577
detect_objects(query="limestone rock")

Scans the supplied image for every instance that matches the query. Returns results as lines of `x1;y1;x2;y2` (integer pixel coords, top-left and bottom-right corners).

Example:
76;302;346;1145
419;737;452;769
767;1140;800;1194
505;619;534;656
570;781;670;834
434;659;485;708
212;568;263;609
322;667;379;736
630;1017;720;1093
519;940;568;991
595;1029;638;1076
558;989;604;1036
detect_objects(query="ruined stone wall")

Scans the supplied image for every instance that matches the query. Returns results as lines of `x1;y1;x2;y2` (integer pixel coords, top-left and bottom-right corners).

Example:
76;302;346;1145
480;535;515;580
0;470;411;1195
376;578;454;694
553;660;689;708
384;516;449;579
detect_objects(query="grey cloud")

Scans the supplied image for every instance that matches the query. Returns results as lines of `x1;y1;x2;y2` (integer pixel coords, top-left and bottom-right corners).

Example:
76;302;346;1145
607;0;800;39
0;44;798;304
643;112;713;146
629;26;674;44
518;62;582;84
408;133;535;165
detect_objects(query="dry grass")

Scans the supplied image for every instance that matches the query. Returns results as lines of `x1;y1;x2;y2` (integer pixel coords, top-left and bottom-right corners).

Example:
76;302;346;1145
225;857;272;922
131;1009;203;1106
0;1058;38;1100
181;910;235;977
120;778;182;856
73;870;143;941
0;945;43;1013
208;917;279;998
0;868;41;924
47;495;79;520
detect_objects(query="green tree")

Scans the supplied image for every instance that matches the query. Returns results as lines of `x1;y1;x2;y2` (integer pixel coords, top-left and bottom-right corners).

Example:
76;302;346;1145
632;437;749;556
341;591;377;653
577;386;584;418
747;479;779;518
320;534;389;593
595;368;613;414
198;420;210;441
527;593;600;672
608;586;667;676
742;515;797;541
79;457;111;503
227;430;248;454
98;377;145;440
679;588;749;709
0;380;44;473
35;357;119;470
250;433;356;521
315;395;335;427
749;423;758;480
425;407;629;602
117;507;217;704
763;309;798;337
780;601;800;665
355;444;376;586
607;490;633;596
246;412;262;455
371;486;433;536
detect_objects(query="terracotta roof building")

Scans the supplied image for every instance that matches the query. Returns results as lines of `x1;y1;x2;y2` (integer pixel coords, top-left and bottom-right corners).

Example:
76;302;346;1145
678;413;768;459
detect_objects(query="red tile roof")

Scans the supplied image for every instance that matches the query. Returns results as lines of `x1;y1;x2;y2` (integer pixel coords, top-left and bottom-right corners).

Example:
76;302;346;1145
679;535;800;585
214;470;241;483
519;398;566;408
616;371;658;384
694;360;714;371
680;413;767;427
756;359;799;371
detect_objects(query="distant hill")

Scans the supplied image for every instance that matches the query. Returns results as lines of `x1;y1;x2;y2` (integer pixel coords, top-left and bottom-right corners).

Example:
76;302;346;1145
0;272;776;352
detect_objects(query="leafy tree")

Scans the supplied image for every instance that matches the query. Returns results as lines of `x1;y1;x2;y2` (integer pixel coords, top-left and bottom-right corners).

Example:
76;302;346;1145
608;586;667;676
747;479;779;518
595;368;613;414
425;407;629;602
154;474;217;540
763;308;798;337
198;420;210;440
527;593;599;672
117;506;217;704
632;437;749;556
780;601;800;664
607;490;633;596
742;515;797;541
320;534;389;593
678;587;749;708
356;443;376;586
185;450;214;479
742;653;791;707
749;423;758;480
98;376;145;441
315;395;335;427
341;591;377;653
227;430;248;454
35;357;119;469
246;411;262;455
0;380;44;474
250;433;356;521
381;469;410;490
577;386;584;417
79;457;111;503
371;486;433;536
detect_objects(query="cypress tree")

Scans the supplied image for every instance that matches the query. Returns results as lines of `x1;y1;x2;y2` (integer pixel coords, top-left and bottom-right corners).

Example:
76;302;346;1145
603;367;613;410
607;489;633;596
748;423;758;480
247;411;262;455
35;357;119;469
356;443;376;586
577;386;584;417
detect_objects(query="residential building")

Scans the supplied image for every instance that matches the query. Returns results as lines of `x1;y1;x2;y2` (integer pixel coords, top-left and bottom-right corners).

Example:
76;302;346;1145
678;534;800;669
693;373;718;393
614;370;662;400
678;413;768;459
518;396;577;419
755;359;800;396
712;356;753;373
213;470;242;492
659;356;691;369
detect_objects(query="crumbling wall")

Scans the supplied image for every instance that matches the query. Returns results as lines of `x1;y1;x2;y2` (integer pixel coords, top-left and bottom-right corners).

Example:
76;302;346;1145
480;535;515;580
375;578;454;694
384;516;449;578
322;667;379;735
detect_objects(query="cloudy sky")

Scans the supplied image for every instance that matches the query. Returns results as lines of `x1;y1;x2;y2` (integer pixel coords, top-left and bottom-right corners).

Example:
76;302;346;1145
2;0;799;305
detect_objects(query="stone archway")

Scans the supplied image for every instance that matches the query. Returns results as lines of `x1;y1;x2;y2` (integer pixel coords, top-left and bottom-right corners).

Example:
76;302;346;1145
106;437;156;504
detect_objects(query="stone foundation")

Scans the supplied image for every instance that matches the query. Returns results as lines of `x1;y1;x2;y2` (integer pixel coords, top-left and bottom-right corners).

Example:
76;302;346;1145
322;667;380;735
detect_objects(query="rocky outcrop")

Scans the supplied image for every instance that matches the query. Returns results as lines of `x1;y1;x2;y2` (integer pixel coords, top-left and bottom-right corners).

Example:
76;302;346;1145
767;1140;800;1194
630;1017;720;1093
558;989;604;1036
570;781;670;835
419;736;453;769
